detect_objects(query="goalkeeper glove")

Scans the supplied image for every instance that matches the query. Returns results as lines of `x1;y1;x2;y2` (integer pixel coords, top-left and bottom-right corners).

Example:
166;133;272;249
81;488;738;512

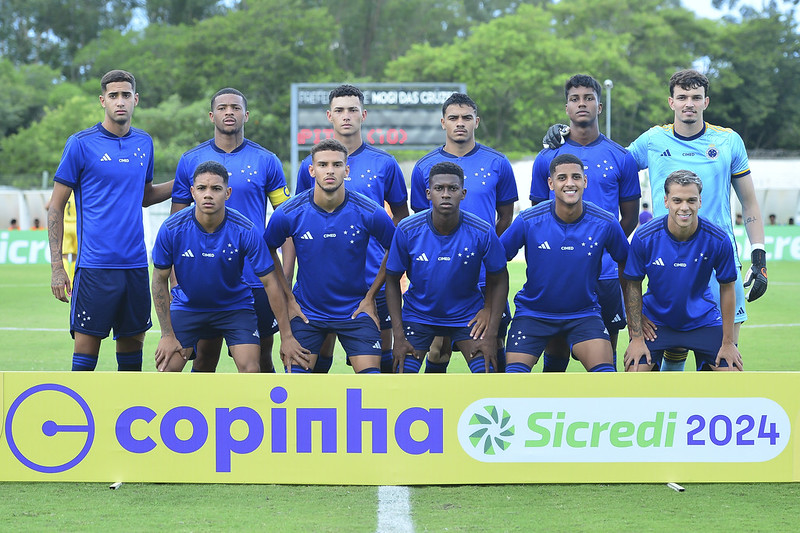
743;247;767;302
542;124;570;150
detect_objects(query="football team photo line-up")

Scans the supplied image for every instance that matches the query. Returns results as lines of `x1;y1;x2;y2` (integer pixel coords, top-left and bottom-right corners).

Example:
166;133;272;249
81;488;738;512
46;69;768;374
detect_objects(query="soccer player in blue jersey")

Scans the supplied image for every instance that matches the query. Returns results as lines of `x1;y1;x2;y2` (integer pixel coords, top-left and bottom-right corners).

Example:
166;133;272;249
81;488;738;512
151;161;308;372
265;139;396;374
295;84;409;373
531;74;641;372
48;69;173;372
386;162;509;373
171;88;293;373
410;93;518;372
544;69;767;371
501;154;629;373
623;170;742;371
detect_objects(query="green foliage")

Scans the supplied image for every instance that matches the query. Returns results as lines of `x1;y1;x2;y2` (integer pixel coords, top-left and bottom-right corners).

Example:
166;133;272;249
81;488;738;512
385;0;714;152
706;7;800;149
0;94;101;177
0;59;62;137
0;0;140;79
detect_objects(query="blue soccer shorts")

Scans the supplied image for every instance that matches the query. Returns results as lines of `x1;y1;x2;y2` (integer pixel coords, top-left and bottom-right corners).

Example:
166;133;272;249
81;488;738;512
71;267;151;339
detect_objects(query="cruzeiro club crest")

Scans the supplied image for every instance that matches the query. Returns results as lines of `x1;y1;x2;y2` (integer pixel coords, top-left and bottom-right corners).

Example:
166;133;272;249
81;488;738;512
467;405;515;455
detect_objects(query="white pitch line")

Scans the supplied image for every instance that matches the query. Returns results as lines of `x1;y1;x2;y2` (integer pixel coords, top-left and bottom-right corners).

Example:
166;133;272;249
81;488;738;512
742;323;800;328
377;485;414;533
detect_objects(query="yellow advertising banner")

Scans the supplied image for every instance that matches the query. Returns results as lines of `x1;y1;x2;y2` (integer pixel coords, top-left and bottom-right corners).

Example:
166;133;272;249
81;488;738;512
1;372;799;484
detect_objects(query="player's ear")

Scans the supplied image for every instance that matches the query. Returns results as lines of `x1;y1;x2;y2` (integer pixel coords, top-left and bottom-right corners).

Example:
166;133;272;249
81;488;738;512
461;188;467;199
440;117;446;130
243;109;249;123
225;187;232;200
474;116;480;129
548;177;554;191
426;188;432;201
326;109;333;124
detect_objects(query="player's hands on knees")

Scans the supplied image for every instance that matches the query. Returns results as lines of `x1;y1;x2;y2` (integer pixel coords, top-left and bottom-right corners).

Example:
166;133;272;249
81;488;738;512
714;342;743;371
468;308;491;340
51;267;71;303
288;298;309;324
352;297;379;328
280;336;311;373
155;335;184;372
542;124;570;150
623;337;650;372
744;248;768;302
392;336;417;373
472;335;498;373
641;315;657;341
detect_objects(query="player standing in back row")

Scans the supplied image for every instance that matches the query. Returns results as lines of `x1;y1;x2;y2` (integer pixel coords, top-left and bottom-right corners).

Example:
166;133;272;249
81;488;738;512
410;93;518;372
48;69;173;371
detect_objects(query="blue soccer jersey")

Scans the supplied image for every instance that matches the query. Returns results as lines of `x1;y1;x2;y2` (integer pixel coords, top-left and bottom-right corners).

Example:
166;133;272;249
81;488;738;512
172;139;290;287
623;216;737;330
628;123;749;267
54;123;154;269
296;143;407;286
500;201;629;319
264;190;396;321
530;135;640;280
410;144;518;226
152;207;275;312
386;210;507;327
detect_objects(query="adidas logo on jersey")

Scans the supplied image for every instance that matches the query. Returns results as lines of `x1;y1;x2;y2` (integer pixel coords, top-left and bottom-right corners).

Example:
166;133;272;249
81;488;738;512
415;253;430;262
538;241;551;250
612;314;622;323
372;340;382;349
660;149;672;157
253;330;260;338
182;249;195;258
652;258;665;266
100;153;112;162
300;231;313;240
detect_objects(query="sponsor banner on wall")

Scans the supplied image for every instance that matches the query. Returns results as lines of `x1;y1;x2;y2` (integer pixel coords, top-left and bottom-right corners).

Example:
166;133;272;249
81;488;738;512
1;372;798;484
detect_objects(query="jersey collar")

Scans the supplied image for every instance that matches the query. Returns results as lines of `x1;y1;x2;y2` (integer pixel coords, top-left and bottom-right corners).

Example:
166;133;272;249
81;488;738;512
672;122;707;142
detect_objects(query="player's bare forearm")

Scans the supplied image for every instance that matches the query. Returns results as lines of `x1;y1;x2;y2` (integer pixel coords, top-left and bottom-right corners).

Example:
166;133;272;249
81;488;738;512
719;281;737;346
279;238;296;283
170;201;189;215
151;268;174;337
269;248;294;299
48;184;72;301
262;272;312;373
624;280;644;339
495;204;514;236
385;273;405;340
143;180;175;207
366;252;389;300
481;268;509;336
390;202;410;226
732;175;765;245
619;199;639;237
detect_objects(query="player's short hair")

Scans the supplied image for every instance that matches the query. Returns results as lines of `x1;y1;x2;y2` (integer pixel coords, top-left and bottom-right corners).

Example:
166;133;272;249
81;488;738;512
442;93;477;116
429;161;464;186
550;153;584;176
664;169;703;194
211;88;247;110
669;69;709;97
101;70;136;93
311;138;348;161
329;84;364;105
193;160;229;185
565;74;602;100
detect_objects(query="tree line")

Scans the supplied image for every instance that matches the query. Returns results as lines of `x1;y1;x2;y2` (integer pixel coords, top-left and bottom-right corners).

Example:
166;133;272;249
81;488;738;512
1;0;798;187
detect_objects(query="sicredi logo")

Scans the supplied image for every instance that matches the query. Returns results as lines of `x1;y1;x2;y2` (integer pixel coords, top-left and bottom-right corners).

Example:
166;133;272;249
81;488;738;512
5;384;95;473
457;398;790;463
